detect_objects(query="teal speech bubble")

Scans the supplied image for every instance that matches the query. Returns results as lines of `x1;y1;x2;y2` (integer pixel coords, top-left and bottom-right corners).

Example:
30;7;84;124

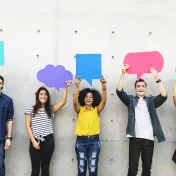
0;41;4;65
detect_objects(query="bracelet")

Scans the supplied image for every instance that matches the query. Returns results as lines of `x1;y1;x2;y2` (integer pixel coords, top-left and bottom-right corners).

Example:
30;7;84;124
7;137;13;141
102;87;106;90
156;79;161;83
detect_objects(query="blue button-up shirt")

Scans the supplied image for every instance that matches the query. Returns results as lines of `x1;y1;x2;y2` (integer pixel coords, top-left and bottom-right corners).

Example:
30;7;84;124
0;92;14;141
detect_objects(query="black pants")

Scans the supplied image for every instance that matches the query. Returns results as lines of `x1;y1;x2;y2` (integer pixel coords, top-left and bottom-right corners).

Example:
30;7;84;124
127;138;154;176
29;134;55;176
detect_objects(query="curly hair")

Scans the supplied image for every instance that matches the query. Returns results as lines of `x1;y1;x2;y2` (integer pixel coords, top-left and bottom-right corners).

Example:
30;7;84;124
33;87;53;118
78;88;102;107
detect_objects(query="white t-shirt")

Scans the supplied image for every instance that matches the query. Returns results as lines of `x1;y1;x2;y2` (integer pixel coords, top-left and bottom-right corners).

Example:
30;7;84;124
127;97;154;141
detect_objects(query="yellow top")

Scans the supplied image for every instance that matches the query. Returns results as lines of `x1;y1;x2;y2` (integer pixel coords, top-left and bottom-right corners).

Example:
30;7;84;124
75;106;100;136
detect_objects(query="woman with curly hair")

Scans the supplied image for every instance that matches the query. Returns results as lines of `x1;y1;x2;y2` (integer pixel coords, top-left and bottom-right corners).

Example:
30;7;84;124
73;76;107;176
25;81;72;176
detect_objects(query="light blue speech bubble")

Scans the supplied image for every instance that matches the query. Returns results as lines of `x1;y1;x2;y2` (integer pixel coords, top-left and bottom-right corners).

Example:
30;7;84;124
0;41;4;65
76;54;102;85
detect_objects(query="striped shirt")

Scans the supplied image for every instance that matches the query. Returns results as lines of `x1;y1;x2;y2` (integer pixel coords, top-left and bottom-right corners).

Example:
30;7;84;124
25;107;54;139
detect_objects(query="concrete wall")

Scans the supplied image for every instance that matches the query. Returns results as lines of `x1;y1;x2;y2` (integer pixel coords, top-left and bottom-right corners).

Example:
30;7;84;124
0;0;176;175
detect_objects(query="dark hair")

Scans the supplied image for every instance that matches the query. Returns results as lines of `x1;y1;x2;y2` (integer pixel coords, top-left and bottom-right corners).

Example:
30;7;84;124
78;88;101;108
33;87;53;118
0;75;4;90
134;79;147;88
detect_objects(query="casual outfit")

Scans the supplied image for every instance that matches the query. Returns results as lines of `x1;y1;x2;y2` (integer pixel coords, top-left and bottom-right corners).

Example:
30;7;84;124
116;89;167;176
75;106;101;176
0;93;14;176
25;107;54;176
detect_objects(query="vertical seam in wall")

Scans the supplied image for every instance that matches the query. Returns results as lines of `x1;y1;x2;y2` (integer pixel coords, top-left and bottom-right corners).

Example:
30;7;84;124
53;1;59;175
55;0;59;104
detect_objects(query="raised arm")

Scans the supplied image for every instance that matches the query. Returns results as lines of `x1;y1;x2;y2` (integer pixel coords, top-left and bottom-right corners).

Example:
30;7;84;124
149;67;167;108
73;77;81;113
97;76;107;113
117;64;130;91
116;64;130;106
173;84;176;106
53;80;72;113
150;67;167;97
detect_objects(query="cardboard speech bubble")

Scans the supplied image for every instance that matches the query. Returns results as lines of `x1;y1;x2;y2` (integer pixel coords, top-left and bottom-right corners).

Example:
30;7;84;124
76;54;102;85
124;51;164;79
37;65;73;91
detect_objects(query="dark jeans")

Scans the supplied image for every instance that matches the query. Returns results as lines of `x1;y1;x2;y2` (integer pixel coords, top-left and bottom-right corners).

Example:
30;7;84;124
75;134;101;176
127;138;154;176
0;140;5;176
29;134;55;176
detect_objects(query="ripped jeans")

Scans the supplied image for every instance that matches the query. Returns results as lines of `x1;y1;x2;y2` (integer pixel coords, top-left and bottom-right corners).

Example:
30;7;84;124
75;134;101;176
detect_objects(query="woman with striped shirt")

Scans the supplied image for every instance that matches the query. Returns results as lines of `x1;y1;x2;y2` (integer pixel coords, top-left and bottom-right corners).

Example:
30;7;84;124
25;81;72;176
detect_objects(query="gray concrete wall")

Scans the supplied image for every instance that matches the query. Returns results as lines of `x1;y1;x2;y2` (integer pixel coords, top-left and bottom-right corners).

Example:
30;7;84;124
0;0;176;175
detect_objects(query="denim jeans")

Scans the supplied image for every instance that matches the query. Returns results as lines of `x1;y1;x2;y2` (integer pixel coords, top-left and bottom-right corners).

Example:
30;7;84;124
0;140;5;176
127;138;154;176
75;135;101;176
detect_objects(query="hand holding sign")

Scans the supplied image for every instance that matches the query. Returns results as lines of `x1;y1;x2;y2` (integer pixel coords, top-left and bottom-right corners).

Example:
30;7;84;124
66;80;72;88
149;67;159;80
123;51;164;79
75;76;82;87
100;76;106;89
122;64;130;74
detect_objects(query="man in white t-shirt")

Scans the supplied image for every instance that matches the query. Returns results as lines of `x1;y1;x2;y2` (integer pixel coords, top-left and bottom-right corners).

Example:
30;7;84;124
116;64;167;176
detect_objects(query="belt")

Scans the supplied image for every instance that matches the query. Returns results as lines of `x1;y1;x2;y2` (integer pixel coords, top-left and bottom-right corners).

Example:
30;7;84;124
36;133;53;143
77;134;99;139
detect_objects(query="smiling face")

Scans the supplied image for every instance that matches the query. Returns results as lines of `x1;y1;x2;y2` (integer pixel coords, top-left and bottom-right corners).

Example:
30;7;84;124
84;92;94;106
135;81;147;98
39;90;48;104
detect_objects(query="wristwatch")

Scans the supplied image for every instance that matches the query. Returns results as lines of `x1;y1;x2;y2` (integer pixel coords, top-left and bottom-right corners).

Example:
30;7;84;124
156;79;161;83
7;137;13;141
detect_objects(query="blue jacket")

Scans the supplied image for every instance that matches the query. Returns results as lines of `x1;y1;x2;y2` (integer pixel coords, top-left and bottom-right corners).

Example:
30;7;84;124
0;93;14;141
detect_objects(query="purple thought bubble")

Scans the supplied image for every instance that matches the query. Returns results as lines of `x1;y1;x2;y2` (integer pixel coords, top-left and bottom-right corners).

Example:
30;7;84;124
37;64;73;91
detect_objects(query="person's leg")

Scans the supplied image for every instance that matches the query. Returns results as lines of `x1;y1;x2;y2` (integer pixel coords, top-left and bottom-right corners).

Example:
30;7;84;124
0;140;5;176
87;135;101;176
141;139;154;176
75;137;88;176
29;141;41;176
127;138;142;176
41;135;55;176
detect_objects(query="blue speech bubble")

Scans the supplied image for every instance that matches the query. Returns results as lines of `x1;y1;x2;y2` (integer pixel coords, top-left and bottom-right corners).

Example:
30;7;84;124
76;54;102;85
0;41;4;65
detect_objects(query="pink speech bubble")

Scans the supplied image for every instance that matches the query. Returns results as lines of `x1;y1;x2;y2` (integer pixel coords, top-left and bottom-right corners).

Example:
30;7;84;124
123;51;164;79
